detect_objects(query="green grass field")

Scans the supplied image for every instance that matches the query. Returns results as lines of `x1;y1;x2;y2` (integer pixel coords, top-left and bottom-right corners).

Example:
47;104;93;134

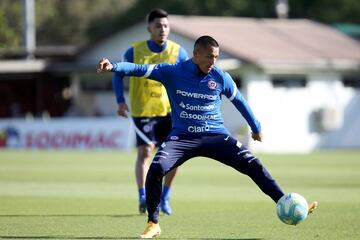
0;150;359;240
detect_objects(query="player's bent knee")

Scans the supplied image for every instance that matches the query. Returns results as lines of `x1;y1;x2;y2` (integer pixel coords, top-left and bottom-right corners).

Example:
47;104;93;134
147;162;166;180
137;144;155;159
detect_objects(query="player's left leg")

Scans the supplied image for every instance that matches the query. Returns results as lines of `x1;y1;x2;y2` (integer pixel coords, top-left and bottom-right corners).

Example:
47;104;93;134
201;134;284;203
207;135;319;217
308;201;318;214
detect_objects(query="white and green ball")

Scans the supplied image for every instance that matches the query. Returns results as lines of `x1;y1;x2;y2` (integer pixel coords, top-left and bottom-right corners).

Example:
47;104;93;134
276;193;308;225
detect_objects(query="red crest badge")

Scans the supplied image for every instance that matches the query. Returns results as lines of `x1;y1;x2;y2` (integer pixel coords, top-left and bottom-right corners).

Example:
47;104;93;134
208;80;217;90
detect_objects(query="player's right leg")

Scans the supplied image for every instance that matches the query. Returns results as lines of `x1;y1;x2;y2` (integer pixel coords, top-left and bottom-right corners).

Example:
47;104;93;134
140;221;161;238
144;136;198;229
153;115;177;215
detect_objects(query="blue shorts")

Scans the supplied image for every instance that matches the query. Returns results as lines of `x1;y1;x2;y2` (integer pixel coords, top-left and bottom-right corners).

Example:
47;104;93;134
132;115;172;147
145;133;284;223
153;134;260;175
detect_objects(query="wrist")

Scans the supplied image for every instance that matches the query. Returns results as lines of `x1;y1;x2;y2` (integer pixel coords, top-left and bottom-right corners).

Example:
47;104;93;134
110;62;116;71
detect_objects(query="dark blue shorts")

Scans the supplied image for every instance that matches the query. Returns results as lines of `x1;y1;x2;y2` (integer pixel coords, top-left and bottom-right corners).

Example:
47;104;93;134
132;115;172;147
146;134;284;222
153;133;256;174
145;133;284;222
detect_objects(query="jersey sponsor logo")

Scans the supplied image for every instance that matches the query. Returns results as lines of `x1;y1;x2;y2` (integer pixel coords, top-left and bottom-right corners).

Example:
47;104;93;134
187;125;212;133
208;80;217;90
176;90;216;100
179;102;215;111
179;102;186;108
180;111;218;121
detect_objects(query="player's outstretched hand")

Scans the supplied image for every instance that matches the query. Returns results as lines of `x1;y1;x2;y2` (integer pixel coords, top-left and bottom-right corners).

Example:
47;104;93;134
97;58;113;72
251;132;263;142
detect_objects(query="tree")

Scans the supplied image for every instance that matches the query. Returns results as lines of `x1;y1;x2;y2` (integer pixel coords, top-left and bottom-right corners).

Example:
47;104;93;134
35;0;136;46
0;0;359;50
0;1;22;49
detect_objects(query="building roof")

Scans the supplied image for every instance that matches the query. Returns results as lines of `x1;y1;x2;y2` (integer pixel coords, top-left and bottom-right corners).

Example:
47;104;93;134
0;46;85;74
6;16;359;75
0;59;92;74
169;15;360;73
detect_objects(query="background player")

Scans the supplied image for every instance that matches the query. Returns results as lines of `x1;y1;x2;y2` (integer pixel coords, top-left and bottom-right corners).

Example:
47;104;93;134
112;8;188;215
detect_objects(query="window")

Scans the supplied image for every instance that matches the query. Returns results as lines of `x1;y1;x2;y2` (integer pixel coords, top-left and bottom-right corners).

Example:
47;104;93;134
232;75;242;89
80;77;113;92
272;76;306;88
342;76;360;88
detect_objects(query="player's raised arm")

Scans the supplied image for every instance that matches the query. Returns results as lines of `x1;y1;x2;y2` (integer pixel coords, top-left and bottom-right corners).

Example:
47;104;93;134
97;58;148;76
97;59;170;83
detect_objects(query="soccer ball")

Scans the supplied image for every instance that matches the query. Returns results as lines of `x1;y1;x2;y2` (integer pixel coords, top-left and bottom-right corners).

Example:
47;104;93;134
276;193;308;225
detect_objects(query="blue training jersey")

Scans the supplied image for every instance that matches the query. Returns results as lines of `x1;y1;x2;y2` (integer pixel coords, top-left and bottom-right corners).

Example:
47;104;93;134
111;59;261;136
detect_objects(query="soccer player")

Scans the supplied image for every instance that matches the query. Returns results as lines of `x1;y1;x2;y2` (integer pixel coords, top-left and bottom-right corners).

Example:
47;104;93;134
97;35;318;238
112;9;188;215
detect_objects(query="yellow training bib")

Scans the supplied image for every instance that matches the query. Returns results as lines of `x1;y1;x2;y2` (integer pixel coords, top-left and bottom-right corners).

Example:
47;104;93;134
129;40;180;117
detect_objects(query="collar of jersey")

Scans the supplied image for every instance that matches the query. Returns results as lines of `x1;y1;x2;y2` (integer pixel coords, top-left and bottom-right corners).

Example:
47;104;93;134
147;40;168;53
188;59;208;76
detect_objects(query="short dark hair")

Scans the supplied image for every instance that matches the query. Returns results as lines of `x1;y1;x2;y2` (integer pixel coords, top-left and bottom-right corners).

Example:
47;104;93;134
194;35;219;50
147;8;168;23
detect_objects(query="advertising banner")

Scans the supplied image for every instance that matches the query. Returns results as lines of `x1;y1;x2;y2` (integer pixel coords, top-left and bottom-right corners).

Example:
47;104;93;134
0;117;135;150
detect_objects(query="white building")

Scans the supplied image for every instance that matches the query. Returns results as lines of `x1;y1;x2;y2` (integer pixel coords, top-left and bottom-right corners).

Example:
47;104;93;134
80;15;360;153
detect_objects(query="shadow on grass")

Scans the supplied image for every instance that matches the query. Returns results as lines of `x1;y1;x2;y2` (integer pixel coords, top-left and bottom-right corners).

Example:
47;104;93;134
0;214;139;218
0;237;262;240
183;238;263;240
0;215;263;240
0;237;137;239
